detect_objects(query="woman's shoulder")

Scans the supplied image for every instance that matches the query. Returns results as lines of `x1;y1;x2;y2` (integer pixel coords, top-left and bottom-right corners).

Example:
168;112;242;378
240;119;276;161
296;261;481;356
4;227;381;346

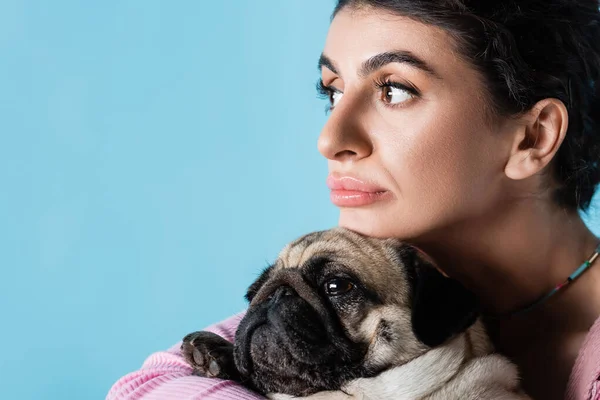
106;311;265;400
566;315;600;400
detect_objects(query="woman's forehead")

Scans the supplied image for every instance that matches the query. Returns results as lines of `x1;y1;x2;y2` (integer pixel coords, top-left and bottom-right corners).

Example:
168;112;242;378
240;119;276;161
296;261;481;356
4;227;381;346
321;7;461;78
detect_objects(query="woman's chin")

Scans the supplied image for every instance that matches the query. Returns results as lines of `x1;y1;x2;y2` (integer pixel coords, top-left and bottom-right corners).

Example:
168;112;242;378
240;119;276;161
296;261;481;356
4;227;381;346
338;209;411;239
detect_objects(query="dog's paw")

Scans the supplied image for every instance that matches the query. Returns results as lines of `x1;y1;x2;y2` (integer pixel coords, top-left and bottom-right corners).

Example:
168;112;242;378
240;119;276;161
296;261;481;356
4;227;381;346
181;331;239;381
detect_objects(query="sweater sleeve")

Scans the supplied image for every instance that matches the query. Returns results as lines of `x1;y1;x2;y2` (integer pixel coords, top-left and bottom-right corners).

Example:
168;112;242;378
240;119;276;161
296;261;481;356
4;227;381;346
106;311;265;400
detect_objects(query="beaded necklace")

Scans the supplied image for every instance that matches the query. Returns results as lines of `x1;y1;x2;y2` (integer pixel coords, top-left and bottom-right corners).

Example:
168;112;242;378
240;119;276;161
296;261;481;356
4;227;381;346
502;243;600;318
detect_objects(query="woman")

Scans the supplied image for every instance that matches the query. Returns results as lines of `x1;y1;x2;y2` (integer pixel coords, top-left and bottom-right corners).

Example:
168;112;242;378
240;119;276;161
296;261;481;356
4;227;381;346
107;0;600;399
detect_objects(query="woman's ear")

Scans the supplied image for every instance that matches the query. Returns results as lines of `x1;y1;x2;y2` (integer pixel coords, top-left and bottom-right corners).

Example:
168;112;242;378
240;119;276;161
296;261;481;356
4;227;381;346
504;98;568;180
410;257;479;347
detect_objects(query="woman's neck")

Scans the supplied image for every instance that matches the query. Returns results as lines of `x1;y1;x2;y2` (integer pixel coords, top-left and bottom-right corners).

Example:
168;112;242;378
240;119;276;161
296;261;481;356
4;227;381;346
413;198;600;319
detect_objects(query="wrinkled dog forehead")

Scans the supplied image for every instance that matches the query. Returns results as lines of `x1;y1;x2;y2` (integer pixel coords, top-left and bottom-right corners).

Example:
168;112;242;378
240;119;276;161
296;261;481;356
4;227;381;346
273;228;414;305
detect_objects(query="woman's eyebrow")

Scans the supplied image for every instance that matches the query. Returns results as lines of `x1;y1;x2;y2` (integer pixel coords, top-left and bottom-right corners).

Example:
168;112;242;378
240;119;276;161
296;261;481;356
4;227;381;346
318;50;441;79
318;54;340;75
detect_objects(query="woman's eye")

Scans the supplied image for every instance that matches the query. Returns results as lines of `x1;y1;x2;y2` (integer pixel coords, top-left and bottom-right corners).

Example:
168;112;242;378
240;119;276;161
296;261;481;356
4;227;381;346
316;80;343;112
381;85;413;105
325;278;354;296
330;90;343;108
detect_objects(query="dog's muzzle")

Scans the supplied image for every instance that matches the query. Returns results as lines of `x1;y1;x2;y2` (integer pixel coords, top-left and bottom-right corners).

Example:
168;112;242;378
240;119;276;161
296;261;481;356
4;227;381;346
233;269;364;395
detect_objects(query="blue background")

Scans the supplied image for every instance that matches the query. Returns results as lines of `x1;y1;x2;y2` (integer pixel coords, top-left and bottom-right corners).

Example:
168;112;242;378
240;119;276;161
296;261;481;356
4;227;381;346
1;1;599;399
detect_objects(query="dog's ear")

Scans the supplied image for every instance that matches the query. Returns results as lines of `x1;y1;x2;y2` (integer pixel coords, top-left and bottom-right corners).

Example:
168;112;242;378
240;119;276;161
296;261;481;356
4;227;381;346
406;251;479;347
245;265;275;303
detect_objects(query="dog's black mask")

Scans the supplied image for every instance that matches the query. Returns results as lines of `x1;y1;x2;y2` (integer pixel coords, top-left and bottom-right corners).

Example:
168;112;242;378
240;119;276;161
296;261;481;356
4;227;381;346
233;267;371;396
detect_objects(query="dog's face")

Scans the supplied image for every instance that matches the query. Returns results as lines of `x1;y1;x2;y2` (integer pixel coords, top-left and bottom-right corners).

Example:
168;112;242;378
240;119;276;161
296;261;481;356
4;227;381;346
234;228;478;396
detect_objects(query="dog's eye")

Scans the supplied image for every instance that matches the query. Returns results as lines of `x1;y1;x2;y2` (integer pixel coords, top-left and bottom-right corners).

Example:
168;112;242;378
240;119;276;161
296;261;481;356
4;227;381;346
325;278;354;296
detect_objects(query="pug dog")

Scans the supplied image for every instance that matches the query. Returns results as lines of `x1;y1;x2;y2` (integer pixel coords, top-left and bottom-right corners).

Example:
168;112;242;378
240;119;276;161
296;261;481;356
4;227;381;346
181;228;530;399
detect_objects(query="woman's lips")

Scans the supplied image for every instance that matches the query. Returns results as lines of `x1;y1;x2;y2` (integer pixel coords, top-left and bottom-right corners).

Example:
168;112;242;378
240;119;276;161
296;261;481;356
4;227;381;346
326;175;392;207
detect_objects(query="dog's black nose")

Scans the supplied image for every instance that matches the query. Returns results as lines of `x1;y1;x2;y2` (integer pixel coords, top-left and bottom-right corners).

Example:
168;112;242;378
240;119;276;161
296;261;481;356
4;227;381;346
270;285;296;303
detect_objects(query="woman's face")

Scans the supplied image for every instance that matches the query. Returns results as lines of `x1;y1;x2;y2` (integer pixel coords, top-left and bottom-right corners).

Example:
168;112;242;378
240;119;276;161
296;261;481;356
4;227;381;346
318;6;517;240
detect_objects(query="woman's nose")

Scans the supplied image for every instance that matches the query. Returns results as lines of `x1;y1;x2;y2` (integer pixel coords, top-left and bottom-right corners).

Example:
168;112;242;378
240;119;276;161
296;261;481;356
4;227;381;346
317;97;372;163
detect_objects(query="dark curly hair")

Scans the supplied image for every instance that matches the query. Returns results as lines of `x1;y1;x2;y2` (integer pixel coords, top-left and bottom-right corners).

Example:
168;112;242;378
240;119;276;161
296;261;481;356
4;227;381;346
334;0;600;211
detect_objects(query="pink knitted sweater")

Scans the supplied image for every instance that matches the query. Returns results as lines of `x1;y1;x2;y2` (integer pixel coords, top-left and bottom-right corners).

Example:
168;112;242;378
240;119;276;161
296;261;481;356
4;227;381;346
107;312;600;400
